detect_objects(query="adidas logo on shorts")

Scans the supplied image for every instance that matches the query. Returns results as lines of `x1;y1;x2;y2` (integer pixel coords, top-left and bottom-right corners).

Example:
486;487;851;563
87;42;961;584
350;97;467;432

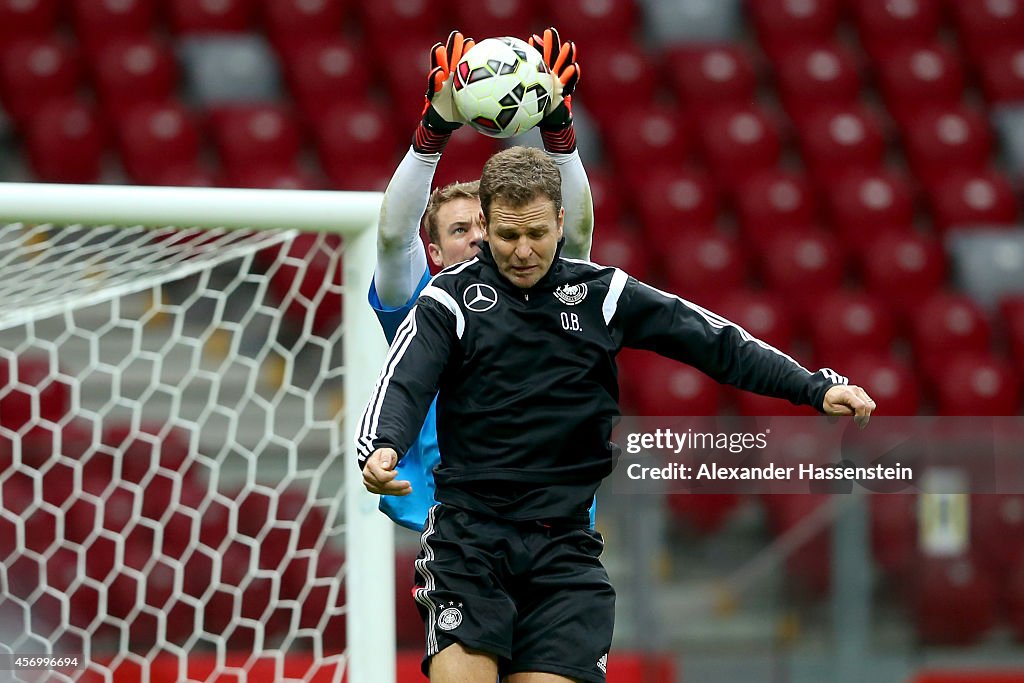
597;653;607;673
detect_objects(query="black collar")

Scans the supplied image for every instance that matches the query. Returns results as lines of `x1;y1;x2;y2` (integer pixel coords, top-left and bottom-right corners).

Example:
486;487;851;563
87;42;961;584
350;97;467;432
478;238;567;292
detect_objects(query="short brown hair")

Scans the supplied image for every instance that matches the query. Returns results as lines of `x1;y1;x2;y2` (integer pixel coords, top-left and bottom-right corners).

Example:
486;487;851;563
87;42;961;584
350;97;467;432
424;180;480;244
478;147;561;221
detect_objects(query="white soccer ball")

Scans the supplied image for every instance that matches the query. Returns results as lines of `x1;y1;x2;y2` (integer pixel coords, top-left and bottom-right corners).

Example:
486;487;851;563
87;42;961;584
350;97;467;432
453;37;552;139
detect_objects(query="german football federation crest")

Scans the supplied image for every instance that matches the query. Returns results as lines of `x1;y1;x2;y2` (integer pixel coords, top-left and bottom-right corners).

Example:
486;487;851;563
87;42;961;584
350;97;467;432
437;606;463;631
554;283;588;306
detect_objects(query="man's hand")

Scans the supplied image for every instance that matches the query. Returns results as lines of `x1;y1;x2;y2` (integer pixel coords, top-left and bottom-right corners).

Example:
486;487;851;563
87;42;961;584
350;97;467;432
421;30;474;134
363;448;412;496
528;27;580;131
823;385;877;428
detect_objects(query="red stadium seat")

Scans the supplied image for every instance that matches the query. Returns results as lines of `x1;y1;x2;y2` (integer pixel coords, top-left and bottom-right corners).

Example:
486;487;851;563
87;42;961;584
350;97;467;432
935;352;1021;416
325;158;394;192
290;548;346;652
662;232;746;302
774;43;863;125
549;0;639;48
585;43;660;126
203;541;286;647
875;43;965;129
634;168;720;243
451;0;538;42
949;0;1024;64
663;44;757;120
439;128;501;170
1002;295;1024;372
116;101;202;185
732;392;810;423
750;0;842;61
261;0;346;49
378;40;432;130
0;0;59;42
92;38;178;119
840;353;921;416
0;37;80;125
207;104;302;174
735;169;818;249
25;99;104;184
870;493;917;579
903;106;994;188
280;38;370;128
667;493;742;536
9;420;90;474
761;493;832;595
586;168;626;227
358;0;439;50
158;480;225;555
44;546;102;632
913;556;997;645
808;290;896;364
797;105;886;187
150;162;217;187
589;226;655;282
860;232;947;316
124;549;197;646
0;354;71;441
910;293;992;380
167;0;254;34
697;104;783;193
622;353;722;416
69;0;156;56
315;99;401;190
602;104;691;173
759;228;845;325
715;290;795;352
925;169;1019;233
266;233;344;335
102;422;192;484
222;162;320;189
824;168;915;254
972;494;1024;583
430;157;486;193
850;0;943;60
976;44;1024;106
1010;555;1024;642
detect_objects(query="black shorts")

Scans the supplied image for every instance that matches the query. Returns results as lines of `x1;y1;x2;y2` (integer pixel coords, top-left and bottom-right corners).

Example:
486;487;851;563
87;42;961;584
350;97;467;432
410;504;615;682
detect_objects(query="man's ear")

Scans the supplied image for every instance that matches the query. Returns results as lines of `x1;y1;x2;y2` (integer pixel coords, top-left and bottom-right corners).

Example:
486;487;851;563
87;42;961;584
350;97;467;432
479;209;489;241
427;242;444;268
557;206;565;239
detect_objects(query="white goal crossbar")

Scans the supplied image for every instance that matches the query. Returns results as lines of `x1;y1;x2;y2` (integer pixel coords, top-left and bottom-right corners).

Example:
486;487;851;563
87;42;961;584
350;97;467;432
0;182;394;683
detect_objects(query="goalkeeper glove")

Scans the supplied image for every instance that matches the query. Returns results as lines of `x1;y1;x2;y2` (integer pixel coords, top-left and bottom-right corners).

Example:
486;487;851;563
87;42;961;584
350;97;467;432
529;27;581;153
414;30;474;155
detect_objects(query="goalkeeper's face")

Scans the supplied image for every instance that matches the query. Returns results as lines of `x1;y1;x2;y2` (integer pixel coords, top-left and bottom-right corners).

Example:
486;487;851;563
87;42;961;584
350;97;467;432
484;196;564;289
429;197;486;268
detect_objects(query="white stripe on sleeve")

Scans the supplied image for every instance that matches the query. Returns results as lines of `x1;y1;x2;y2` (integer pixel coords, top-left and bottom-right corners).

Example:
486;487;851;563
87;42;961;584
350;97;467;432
602;268;629;325
355;305;420;458
420;285;465;339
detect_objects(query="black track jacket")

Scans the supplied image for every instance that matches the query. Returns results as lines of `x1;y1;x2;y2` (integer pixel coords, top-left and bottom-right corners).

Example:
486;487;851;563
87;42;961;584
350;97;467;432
356;241;847;523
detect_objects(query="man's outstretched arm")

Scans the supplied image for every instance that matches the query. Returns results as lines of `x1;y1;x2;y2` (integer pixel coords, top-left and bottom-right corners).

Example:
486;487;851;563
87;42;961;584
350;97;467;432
355;294;457;484
612;275;876;424
373;31;473;308
530;27;594;260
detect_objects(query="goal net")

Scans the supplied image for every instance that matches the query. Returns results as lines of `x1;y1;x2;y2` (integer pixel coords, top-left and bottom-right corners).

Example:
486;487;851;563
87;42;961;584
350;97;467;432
0;183;394;683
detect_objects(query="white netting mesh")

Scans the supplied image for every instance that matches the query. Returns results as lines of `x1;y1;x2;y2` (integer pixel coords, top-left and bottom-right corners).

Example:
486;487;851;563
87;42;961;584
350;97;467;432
0;223;350;682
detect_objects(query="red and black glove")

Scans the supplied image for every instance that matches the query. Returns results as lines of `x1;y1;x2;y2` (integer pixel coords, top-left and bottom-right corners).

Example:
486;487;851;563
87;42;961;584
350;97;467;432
529;27;581;153
414;30;475;154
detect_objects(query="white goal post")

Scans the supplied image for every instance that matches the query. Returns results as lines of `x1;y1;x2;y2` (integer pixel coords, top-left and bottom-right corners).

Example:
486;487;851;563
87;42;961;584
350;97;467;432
0;182;394;683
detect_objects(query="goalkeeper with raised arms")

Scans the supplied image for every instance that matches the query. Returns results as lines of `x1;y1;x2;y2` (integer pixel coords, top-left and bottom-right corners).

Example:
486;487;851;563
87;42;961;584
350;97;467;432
368;27;592;532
